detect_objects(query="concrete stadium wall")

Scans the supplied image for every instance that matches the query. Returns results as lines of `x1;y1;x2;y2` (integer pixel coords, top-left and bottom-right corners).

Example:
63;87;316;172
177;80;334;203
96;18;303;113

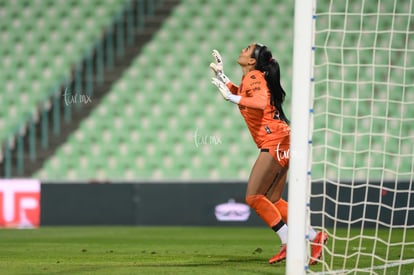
40;181;413;227
40;182;266;226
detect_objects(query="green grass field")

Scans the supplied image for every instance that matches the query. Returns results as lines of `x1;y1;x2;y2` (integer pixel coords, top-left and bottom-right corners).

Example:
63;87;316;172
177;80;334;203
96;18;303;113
1;226;413;275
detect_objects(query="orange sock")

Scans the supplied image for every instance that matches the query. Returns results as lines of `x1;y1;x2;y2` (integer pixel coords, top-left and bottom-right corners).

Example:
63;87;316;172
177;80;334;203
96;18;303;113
246;195;282;227
274;199;288;224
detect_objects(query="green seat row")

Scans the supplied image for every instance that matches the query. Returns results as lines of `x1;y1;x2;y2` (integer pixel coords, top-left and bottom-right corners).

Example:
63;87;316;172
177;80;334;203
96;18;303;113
0;0;129;143
35;0;413;181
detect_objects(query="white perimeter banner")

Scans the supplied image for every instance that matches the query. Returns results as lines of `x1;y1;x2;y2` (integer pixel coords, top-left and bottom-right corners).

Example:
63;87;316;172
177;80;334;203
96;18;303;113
0;179;41;228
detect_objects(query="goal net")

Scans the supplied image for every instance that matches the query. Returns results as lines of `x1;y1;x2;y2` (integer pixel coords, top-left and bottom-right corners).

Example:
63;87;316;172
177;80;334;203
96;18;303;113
287;0;414;274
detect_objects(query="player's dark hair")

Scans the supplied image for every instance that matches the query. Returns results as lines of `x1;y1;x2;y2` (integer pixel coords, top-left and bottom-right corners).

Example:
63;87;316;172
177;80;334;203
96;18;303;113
252;44;290;124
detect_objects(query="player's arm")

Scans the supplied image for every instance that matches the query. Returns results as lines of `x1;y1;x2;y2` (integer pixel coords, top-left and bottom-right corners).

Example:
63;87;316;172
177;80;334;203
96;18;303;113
239;76;268;110
226;82;239;94
238;88;267;110
211;77;241;104
237;74;268;110
211;75;267;109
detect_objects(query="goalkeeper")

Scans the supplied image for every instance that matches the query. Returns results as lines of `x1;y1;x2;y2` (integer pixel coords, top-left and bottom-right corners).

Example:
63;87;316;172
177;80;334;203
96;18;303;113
210;43;327;265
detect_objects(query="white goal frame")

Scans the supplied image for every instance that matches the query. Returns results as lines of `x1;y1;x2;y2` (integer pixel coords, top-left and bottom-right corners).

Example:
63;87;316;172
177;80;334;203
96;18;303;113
287;0;414;274
286;0;315;274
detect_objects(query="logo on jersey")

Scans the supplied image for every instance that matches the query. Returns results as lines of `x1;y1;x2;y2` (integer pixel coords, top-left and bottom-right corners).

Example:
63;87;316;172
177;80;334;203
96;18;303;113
249;81;261;87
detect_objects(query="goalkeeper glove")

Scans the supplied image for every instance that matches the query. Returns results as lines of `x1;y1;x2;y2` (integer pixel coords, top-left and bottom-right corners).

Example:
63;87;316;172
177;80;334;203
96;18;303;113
211;77;240;104
209;49;230;84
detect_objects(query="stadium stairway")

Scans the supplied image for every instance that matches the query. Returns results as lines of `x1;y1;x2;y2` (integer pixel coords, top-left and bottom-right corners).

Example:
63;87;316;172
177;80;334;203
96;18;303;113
0;0;180;178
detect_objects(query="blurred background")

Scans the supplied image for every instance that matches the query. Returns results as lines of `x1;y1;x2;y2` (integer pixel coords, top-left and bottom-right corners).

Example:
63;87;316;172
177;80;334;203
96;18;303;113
0;0;294;182
1;0;412;228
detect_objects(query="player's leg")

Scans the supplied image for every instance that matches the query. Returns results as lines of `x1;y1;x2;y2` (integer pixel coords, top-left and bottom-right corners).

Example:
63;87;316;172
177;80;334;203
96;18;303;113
263;138;289;224
245;150;283;197
245;150;285;227
258;140;292;264
265;147;328;265
257;160;290;264
266;167;288;223
245;150;288;264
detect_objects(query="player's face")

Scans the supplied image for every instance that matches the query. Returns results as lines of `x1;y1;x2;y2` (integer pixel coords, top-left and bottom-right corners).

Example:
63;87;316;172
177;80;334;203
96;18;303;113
237;43;256;66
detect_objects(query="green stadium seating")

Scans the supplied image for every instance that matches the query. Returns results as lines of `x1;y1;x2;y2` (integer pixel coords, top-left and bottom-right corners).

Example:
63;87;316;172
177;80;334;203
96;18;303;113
33;0;413;181
0;0;129;144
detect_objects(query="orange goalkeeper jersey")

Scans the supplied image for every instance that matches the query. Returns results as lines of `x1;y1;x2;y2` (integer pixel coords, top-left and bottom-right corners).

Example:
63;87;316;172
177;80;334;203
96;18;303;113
227;70;290;148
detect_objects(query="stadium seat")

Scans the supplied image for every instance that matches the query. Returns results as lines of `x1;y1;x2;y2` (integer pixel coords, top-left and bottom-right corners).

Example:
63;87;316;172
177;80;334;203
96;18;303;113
30;0;304;179
33;0;413;181
0;0;129;146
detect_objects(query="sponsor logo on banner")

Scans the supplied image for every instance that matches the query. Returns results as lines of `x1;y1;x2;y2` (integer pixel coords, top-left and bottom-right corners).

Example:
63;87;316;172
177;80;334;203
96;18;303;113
0;179;41;228
214;199;250;222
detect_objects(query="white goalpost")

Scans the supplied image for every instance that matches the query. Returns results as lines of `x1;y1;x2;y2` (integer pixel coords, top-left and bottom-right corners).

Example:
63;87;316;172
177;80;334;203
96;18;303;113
286;0;315;274
288;0;414;274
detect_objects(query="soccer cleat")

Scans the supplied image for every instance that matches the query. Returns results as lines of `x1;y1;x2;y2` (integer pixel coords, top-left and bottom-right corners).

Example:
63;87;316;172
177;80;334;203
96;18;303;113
268;244;287;264
309;231;328;265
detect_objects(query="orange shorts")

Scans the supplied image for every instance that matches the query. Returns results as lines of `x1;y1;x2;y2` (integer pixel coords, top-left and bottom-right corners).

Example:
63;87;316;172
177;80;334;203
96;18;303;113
260;135;290;167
